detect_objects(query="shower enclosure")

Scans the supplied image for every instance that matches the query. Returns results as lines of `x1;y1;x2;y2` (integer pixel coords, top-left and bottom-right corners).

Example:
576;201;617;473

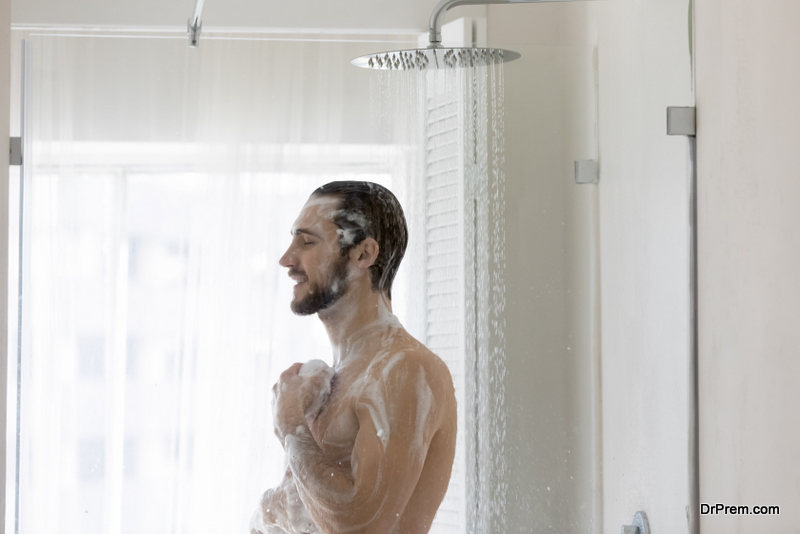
7;2;694;532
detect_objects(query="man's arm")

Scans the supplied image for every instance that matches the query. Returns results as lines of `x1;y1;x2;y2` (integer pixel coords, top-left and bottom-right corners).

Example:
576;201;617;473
275;354;444;533
251;467;317;534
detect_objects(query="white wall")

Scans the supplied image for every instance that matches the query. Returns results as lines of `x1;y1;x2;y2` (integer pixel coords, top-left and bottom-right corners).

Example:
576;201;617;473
489;1;694;532
696;1;800;532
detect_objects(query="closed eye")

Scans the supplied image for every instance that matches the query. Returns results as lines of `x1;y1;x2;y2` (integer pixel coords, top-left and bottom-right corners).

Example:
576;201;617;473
292;228;322;243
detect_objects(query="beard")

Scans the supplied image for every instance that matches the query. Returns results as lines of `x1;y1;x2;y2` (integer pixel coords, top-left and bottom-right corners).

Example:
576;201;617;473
290;254;350;316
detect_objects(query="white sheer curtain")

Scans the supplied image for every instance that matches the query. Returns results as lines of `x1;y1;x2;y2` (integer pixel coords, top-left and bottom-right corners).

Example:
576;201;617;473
15;31;423;534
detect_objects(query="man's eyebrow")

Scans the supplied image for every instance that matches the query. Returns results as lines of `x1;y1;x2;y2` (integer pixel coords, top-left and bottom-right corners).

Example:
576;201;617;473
291;228;322;239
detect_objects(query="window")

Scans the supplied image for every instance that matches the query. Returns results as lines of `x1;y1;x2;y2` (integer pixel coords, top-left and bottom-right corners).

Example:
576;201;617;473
14;141;398;533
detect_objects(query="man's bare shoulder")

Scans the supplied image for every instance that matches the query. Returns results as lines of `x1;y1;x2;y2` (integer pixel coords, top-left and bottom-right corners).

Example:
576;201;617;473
362;328;456;406
367;329;453;386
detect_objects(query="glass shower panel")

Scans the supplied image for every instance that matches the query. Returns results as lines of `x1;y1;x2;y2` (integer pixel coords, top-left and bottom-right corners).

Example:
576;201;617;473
12;30;599;534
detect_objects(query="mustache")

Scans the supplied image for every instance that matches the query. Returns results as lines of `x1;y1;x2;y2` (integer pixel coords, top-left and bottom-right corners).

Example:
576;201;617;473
288;268;307;278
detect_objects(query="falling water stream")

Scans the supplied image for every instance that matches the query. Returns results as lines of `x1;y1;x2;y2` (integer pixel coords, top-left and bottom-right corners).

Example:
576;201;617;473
370;56;508;533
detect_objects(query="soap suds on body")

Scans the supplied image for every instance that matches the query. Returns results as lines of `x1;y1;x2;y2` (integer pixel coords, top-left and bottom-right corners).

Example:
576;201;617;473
299;359;335;419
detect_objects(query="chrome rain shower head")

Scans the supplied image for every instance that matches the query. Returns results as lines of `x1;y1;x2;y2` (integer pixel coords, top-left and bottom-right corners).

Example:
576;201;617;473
352;0;527;69
351;46;520;70
351;0;601;69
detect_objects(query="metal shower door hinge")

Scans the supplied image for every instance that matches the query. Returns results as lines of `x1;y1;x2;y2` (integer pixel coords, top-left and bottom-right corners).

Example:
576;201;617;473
667;106;696;136
10;136;22;166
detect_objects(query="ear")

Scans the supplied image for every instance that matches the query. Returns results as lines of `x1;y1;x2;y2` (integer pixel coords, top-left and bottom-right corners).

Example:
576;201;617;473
350;237;380;270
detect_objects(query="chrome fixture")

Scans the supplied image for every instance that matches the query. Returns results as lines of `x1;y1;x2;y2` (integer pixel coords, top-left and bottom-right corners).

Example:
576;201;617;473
352;0;602;69
427;0;594;45
188;0;205;48
621;511;650;534
351;47;519;70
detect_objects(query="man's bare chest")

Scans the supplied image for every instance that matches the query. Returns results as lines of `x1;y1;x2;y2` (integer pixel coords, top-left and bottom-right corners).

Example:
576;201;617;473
308;370;364;462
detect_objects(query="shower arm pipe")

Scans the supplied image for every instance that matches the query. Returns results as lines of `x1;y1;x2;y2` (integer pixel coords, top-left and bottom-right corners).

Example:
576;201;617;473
188;0;205;48
428;0;598;45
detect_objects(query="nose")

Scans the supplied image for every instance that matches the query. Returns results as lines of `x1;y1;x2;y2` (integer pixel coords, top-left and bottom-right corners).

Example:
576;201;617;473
278;243;296;268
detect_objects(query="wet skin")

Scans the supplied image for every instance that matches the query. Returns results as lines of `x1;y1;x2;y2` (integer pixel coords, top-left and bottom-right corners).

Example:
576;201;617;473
253;197;457;534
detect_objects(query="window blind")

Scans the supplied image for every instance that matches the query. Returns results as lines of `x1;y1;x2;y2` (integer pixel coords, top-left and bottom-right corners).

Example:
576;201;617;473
425;73;467;533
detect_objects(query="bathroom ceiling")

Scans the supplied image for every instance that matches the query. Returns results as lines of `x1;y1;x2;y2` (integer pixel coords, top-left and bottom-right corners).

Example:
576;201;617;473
11;0;434;32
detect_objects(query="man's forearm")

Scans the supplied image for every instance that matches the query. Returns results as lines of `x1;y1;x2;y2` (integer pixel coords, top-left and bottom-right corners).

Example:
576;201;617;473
253;470;317;534
285;426;356;508
285;426;404;533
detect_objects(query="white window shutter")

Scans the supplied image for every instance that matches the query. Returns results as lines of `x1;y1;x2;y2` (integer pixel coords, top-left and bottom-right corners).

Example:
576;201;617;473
425;64;467;534
419;17;489;533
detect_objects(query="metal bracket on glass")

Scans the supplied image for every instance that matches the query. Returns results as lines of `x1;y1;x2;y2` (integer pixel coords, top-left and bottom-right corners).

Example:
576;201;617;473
10;136;22;166
574;159;599;184
621;511;650;534
667;106;696;137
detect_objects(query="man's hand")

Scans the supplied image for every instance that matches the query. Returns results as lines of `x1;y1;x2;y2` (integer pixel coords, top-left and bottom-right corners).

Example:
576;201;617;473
272;362;332;446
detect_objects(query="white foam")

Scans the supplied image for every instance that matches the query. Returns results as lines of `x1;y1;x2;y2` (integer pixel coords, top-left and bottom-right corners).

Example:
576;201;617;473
283;471;318;533
299;359;332;378
249;508;269;534
336;227;361;247
381;352;405;381
301;195;340;210
361;391;390;448
331;208;368;230
413;367;433;455
299;359;335;419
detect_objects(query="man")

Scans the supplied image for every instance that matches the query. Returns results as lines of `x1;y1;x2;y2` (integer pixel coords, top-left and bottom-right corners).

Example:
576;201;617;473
251;181;457;534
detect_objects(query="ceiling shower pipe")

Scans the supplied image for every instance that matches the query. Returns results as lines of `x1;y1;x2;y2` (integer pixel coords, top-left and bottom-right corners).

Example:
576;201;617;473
427;0;600;45
188;0;205;48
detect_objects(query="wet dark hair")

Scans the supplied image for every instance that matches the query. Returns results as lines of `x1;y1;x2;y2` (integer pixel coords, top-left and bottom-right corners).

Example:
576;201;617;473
311;181;408;299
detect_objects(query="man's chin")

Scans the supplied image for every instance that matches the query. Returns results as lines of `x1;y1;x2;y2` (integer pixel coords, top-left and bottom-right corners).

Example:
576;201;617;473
291;287;345;316
291;292;324;316
290;296;315;316
291;304;314;316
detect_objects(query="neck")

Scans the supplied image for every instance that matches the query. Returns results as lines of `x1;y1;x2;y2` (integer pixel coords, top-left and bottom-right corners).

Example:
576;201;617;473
318;280;394;365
